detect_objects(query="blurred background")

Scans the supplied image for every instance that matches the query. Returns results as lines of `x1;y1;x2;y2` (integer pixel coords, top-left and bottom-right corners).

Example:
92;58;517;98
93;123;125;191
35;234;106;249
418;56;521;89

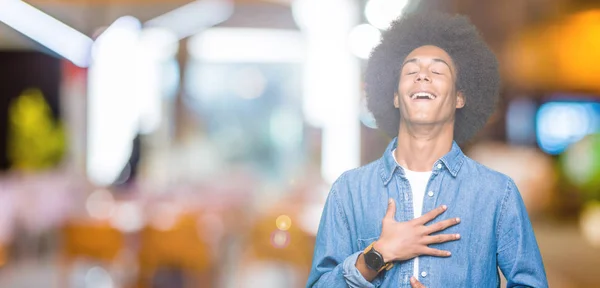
0;0;600;287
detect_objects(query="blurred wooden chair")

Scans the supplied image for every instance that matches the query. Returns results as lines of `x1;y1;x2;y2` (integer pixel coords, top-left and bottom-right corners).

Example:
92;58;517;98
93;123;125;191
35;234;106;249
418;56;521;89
136;212;214;288
237;209;315;288
59;220;126;287
0;243;7;269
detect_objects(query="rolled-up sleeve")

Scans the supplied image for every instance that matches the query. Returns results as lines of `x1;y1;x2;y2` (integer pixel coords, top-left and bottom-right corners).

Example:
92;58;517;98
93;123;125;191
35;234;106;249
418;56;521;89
306;187;377;288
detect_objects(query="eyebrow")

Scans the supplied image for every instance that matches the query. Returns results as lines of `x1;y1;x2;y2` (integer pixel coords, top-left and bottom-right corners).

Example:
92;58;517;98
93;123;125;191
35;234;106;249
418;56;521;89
401;58;453;71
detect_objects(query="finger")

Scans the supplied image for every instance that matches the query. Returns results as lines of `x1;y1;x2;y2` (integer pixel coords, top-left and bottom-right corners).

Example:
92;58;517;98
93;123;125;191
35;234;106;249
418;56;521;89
420;247;452;257
423;233;461;244
424;217;461;234
415;205;447;225
410;277;426;288
384;198;396;220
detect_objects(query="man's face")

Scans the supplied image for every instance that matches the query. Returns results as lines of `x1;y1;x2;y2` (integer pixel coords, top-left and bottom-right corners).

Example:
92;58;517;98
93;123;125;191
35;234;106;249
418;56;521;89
394;45;465;126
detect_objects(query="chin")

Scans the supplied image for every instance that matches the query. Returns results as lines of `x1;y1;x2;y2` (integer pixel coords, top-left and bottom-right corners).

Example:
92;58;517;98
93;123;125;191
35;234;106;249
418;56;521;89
407;115;435;124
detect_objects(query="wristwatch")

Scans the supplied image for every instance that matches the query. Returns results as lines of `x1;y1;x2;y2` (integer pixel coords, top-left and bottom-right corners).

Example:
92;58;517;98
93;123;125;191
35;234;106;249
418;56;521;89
363;242;393;273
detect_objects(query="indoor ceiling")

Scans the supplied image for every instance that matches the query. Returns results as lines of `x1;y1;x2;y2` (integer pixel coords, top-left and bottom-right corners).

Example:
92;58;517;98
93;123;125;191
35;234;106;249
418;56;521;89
0;0;296;50
1;0;594;70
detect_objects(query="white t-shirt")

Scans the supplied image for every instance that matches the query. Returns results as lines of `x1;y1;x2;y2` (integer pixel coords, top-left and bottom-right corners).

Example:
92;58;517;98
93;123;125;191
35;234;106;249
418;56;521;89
392;149;432;279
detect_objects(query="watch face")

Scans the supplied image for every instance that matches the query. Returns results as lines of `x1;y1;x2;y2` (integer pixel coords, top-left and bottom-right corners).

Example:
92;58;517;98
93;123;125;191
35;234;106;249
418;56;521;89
364;250;384;271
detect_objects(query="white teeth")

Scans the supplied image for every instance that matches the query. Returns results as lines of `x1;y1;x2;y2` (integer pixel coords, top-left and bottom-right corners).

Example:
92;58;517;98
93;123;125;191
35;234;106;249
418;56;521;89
411;92;435;99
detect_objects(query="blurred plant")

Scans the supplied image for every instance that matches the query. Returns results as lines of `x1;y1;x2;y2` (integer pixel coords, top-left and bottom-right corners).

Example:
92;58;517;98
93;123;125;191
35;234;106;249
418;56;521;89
7;88;66;171
560;133;600;201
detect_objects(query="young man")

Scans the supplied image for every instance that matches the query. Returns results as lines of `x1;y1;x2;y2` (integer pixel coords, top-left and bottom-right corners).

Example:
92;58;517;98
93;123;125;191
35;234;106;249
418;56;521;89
306;12;548;288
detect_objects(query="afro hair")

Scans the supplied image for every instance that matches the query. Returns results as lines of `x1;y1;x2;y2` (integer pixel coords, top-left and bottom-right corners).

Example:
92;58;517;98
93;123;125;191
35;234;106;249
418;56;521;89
365;12;501;144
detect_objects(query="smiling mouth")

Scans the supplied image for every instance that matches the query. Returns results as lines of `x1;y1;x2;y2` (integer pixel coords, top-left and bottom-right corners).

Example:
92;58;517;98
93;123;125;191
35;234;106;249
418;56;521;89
410;92;437;100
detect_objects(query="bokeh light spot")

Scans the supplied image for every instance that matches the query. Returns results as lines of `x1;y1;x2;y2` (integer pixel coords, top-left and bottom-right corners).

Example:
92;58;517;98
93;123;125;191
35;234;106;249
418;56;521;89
86;189;115;220
270;230;290;249
275;215;292;231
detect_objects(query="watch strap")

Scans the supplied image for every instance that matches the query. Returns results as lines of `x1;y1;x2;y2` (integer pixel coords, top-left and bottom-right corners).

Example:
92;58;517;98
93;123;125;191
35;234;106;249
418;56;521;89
363;242;394;272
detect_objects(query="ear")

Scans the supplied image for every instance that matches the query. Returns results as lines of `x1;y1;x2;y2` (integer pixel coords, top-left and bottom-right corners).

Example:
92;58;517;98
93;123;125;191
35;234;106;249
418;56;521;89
456;91;465;109
394;93;400;108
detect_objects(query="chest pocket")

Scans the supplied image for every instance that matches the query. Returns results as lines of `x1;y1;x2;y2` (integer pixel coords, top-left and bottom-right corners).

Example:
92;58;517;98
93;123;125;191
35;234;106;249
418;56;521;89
357;237;378;251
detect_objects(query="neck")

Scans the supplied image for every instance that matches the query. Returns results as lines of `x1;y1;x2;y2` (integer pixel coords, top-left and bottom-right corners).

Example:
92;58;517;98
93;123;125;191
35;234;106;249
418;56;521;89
394;121;454;172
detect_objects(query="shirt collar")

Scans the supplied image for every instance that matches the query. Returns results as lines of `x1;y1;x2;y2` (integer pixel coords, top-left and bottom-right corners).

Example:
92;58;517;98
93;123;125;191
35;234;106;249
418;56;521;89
379;137;465;186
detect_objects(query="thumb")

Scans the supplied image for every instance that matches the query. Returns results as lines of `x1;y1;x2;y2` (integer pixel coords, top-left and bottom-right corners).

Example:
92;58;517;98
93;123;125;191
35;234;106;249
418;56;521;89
384;198;396;220
410;277;426;288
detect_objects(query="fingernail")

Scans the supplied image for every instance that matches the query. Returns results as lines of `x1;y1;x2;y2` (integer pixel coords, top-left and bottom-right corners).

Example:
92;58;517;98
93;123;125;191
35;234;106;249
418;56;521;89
389;198;393;204
456;234;461;239
442;205;447;210
410;277;416;283
456;217;461;223
447;251;452;256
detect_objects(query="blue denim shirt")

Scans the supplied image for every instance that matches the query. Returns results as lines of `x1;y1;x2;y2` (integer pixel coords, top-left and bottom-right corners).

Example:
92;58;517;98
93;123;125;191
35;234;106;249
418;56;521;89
306;138;548;288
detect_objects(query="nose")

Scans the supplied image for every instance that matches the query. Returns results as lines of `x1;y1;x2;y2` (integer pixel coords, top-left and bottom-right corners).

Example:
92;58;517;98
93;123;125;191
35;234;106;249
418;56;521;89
415;71;431;83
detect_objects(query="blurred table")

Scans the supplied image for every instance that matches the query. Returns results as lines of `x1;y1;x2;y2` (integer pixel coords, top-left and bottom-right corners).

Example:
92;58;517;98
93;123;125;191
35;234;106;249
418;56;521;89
533;220;600;288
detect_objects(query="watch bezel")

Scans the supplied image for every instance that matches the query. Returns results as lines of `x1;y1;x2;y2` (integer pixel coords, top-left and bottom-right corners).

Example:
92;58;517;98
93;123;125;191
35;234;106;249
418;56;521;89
364;247;385;271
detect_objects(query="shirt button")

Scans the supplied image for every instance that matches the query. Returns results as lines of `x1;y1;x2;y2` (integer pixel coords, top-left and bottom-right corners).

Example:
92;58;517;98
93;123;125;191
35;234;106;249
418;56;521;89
428;191;434;197
436;163;442;169
421;271;427;277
